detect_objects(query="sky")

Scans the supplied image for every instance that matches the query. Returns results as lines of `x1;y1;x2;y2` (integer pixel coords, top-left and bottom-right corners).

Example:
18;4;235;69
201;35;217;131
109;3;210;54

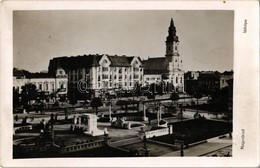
13;10;234;72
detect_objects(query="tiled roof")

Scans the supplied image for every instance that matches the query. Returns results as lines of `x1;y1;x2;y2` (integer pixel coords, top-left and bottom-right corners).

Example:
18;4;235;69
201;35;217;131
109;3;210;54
107;55;132;67
26;72;54;79
13;68;54;79
48;54;103;75
143;57;169;74
48;55;142;74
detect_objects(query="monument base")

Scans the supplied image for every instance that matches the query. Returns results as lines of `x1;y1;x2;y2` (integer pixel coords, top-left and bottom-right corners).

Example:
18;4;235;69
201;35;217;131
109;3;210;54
84;129;104;136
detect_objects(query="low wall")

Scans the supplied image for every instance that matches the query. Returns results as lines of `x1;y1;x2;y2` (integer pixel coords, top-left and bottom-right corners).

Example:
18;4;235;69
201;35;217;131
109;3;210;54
123;116;146;121
60;140;105;153
139;126;172;139
13;125;33;134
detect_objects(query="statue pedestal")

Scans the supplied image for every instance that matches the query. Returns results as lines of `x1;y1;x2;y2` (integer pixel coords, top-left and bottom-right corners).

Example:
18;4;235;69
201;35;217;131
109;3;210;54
79;114;106;136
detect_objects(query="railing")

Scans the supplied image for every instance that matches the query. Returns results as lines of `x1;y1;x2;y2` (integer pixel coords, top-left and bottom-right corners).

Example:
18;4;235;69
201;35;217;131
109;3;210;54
139;126;171;139
14;125;33;134
60;140;105;153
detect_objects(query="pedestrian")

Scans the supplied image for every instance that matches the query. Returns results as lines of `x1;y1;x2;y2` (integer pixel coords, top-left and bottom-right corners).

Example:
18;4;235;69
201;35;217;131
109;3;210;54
55;113;58;121
50;113;54;121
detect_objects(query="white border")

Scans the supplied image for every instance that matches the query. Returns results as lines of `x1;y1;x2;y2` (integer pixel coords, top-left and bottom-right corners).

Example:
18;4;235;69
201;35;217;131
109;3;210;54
1;1;259;167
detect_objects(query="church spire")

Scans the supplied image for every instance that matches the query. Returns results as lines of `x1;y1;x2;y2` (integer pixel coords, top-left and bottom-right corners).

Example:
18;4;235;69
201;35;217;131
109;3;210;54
166;18;178;43
170;18;174;28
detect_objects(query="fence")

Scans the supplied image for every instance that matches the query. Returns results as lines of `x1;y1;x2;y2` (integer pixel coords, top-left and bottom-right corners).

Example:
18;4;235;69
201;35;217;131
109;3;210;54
60;140;105;153
139;126;172;139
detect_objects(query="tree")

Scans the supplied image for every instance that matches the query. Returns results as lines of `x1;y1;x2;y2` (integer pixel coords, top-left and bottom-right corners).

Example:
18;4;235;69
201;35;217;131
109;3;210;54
170;92;180;101
194;91;203;115
90;97;103;115
21;83;37;109
13;87;20;109
147;93;155;100
70;92;78;108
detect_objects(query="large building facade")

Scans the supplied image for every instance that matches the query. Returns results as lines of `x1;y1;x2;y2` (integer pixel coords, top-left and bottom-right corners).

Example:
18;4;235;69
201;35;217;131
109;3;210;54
48;54;143;98
13;68;68;95
143;18;184;92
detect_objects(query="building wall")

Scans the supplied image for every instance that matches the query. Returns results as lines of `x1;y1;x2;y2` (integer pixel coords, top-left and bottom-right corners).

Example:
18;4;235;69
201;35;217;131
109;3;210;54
144;74;162;85
13;68;68;94
66;55;144;92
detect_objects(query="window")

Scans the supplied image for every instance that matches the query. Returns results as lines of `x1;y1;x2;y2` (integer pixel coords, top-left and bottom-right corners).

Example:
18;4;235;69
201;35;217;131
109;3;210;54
114;75;117;79
175;60;177;62
39;84;42;90
176;77;178;83
175;46;177;50
52;83;55;91
119;68;122;73
102;74;108;79
180;77;182;83
46;83;48;90
102;67;108;71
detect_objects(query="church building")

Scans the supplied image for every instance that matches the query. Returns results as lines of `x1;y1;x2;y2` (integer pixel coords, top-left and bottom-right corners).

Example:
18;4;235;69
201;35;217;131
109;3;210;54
143;18;184;92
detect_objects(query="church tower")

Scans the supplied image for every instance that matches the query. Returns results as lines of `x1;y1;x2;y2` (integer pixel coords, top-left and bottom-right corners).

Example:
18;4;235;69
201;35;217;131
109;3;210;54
165;18;182;70
165;18;184;92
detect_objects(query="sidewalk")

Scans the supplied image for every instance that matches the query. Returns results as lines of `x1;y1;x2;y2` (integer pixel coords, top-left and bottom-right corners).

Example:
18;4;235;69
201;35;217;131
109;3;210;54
162;134;232;157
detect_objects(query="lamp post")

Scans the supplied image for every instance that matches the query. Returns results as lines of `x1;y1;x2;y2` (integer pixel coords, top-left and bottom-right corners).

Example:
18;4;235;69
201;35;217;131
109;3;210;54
194;92;202;116
180;137;184;157
109;100;112;121
65;97;68;120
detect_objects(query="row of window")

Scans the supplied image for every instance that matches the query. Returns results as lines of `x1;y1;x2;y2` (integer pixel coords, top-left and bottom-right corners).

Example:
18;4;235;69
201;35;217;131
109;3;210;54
199;81;219;85
98;74;142;81
97;81;133;88
146;77;161;81
99;67;143;73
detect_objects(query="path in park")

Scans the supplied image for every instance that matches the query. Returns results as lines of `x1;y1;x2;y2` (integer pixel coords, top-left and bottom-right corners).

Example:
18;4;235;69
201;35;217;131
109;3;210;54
162;134;232;157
